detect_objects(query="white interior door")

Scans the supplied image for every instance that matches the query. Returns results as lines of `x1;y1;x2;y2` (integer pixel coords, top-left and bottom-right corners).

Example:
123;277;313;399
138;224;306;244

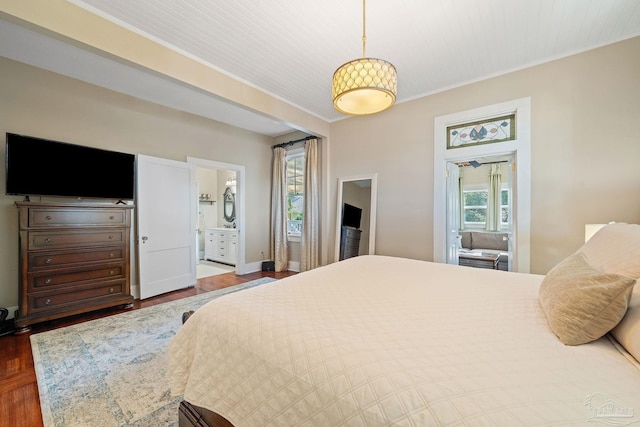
137;154;197;299
445;162;461;265
505;155;515;271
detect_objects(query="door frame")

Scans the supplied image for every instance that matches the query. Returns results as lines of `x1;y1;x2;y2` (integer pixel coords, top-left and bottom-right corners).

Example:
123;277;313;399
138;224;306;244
334;173;378;261
433;97;531;273
187;156;247;274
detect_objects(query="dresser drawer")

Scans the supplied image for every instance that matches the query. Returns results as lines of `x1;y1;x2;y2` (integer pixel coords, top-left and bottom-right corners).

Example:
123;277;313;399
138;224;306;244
28;208;129;227
28;247;125;271
28;263;126;292
214;250;228;259
28;280;126;313
28;229;127;250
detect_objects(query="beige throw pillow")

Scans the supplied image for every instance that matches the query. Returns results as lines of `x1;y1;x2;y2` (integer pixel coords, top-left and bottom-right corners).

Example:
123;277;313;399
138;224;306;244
539;252;636;346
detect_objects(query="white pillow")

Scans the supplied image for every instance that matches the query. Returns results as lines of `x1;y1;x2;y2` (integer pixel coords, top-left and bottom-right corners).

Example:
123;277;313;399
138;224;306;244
577;223;640;279
611;286;640;363
577;223;640;360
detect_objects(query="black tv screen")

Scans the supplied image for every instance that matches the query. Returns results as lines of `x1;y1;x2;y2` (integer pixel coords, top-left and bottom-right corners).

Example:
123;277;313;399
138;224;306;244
5;133;135;200
342;203;362;229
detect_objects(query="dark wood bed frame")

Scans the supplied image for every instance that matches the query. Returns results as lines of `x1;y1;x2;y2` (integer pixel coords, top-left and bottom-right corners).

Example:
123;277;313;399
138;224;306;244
178;311;234;427
179;401;234;427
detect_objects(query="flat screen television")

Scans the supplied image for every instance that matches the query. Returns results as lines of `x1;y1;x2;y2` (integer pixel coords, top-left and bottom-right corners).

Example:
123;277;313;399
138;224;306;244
5;133;135;200
342;203;362;229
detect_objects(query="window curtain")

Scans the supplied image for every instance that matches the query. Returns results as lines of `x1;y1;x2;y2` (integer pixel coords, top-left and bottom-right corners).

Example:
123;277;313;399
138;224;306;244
486;164;502;231
300;138;319;271
271;147;288;272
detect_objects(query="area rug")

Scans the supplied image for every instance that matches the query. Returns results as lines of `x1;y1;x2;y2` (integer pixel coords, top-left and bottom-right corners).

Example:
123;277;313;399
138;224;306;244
31;277;276;427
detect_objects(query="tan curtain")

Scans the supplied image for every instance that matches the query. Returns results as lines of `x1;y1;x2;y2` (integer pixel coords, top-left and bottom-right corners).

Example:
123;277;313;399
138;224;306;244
486;164;502;231
271;147;288;272
300;139;319;271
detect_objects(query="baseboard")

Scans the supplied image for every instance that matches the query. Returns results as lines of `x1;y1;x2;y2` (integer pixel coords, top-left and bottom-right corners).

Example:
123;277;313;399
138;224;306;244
242;261;263;274
288;261;300;272
241;260;300;274
131;284;140;300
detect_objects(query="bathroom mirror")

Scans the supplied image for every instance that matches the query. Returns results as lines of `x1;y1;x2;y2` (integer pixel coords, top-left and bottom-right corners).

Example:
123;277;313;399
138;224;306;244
223;187;235;222
334;174;378;261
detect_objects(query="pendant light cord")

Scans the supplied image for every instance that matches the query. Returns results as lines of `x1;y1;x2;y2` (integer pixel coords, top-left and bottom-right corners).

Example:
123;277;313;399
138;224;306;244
362;0;367;57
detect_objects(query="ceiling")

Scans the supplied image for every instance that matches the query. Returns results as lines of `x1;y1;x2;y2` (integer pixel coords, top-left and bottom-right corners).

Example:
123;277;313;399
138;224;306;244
2;1;640;136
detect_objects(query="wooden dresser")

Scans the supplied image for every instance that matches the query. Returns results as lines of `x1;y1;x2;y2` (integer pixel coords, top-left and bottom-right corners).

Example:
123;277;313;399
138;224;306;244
339;226;361;260
15;202;134;332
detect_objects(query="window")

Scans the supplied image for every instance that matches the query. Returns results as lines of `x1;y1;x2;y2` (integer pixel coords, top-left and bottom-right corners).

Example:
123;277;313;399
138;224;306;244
462;187;509;229
286;151;304;238
501;188;509;224
463;189;487;226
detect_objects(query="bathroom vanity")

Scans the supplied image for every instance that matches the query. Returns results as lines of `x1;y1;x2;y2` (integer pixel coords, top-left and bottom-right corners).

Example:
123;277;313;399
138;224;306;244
204;228;237;266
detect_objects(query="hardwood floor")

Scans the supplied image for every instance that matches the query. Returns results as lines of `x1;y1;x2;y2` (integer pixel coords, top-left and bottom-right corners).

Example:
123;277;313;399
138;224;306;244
0;270;295;427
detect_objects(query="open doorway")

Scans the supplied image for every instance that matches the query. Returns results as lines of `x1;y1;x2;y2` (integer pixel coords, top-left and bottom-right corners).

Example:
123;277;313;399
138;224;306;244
446;154;514;271
433;97;531;273
188;156;247;275
195;167;238;279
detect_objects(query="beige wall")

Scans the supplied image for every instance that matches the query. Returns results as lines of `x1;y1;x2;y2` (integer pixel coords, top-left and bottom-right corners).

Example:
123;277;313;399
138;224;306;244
0;57;274;310
328;36;640;274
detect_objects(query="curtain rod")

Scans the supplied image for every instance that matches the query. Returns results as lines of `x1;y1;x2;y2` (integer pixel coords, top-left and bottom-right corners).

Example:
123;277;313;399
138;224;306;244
272;135;318;149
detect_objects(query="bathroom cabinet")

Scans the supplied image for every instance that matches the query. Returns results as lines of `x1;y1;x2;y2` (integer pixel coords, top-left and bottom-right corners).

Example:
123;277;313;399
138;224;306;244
204;228;237;265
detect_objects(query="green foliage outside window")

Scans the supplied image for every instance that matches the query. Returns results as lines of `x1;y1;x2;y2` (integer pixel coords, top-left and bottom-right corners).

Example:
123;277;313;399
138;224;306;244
286;155;304;234
463;189;509;226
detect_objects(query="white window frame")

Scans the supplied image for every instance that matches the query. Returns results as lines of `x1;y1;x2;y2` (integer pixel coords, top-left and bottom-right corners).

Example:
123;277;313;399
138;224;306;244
462;184;510;230
285;147;305;242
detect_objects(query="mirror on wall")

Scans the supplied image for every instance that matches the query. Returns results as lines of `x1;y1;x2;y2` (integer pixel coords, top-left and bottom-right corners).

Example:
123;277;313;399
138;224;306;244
334;174;378;261
223;187;236;223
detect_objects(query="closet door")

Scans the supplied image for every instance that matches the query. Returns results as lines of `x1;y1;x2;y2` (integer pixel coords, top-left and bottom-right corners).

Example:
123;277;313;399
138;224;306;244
137;155;197;299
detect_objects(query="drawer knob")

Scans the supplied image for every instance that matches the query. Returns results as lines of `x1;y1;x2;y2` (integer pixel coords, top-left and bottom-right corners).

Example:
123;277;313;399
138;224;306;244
109;253;114;258
109;215;115;220
45;278;52;284
45;215;52;220
45;258;52;264
45;298;51;305
109;235;113;239
109;288;114;293
44;238;51;243
109;270;115;275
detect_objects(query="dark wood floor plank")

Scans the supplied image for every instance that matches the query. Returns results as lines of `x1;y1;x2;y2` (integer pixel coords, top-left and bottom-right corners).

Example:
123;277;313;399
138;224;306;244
0;270;295;425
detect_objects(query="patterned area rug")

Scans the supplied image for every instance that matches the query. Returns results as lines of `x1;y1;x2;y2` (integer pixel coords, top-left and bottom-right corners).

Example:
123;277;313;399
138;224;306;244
31;277;276;427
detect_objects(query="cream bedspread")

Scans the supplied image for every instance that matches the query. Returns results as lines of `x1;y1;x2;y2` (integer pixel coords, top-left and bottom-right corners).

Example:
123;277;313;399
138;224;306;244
169;255;640;426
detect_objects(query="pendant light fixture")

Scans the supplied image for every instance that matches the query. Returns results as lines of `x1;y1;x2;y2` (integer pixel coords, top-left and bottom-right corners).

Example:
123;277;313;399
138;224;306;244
332;0;397;116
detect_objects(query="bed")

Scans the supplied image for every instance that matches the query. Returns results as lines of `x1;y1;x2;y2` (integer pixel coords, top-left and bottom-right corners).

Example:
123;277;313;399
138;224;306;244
169;223;640;426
